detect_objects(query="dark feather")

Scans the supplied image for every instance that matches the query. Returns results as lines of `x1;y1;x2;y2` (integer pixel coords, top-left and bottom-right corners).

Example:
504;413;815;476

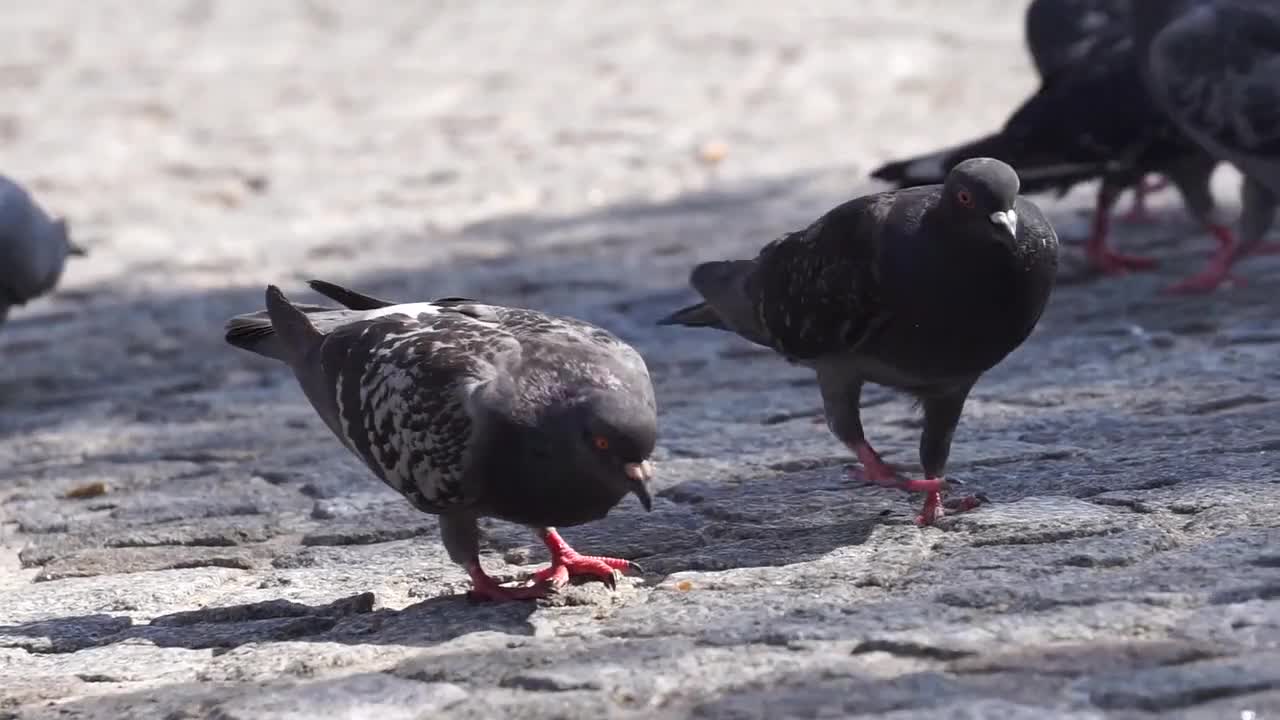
307;279;396;310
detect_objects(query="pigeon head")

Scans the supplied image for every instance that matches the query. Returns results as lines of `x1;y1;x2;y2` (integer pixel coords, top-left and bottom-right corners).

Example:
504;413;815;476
496;382;657;523
942;157;1021;242
565;389;657;512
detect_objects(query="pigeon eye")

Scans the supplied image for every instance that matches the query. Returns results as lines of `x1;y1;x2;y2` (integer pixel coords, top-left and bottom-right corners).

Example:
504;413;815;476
956;190;975;208
593;436;610;451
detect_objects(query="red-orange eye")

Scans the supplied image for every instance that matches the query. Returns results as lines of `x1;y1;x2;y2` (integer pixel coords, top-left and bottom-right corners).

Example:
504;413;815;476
956;190;974;208
593;436;610;451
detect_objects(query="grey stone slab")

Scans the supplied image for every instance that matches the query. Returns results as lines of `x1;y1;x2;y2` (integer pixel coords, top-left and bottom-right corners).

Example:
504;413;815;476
4;1;1280;718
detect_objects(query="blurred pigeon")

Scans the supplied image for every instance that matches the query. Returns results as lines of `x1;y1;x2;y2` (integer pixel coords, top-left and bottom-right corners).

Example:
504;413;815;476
871;1;1231;287
0;174;85;325
660;159;1058;525
1134;0;1280;292
1025;0;1168;218
226;280;657;602
1026;0;1131;79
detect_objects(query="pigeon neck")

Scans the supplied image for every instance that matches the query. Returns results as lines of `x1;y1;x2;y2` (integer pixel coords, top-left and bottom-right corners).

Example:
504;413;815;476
1130;2;1189;48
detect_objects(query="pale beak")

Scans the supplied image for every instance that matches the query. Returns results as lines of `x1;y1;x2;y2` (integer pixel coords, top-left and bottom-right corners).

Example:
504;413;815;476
989;209;1018;238
622;460;654;512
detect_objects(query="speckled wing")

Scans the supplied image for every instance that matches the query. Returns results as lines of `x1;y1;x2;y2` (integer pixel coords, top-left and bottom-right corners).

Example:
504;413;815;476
486;305;656;410
313;302;522;513
746;192;895;362
1148;1;1280;160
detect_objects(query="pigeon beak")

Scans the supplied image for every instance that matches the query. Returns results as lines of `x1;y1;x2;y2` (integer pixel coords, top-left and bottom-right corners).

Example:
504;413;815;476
622;460;654;512
66;241;88;257
989;209;1018;238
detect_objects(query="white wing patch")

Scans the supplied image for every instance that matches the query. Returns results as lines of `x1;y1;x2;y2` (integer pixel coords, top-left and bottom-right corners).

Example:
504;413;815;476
362;302;443;320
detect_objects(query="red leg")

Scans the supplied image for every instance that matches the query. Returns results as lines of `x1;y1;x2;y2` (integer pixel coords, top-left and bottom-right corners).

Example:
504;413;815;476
1164;224;1246;294
847;442;986;526
531;528;639;590
465;562;551;603
848;441;901;485
1086;192;1159;274
1120;176;1169;224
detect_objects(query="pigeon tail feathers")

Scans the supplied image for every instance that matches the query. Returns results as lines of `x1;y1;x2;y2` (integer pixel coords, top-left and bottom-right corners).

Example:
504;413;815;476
871;132;1012;188
263;285;323;362
307;279;395;310
656;301;724;329
224;287;324;363
871;130;1109;196
662;260;772;346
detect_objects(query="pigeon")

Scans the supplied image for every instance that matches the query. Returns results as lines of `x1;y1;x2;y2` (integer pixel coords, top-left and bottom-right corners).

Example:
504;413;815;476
1025;0;1169;217
1133;0;1280;292
1026;0;1131;80
871;0;1232;290
0;174;85;325
225;280;657;602
659;159;1058;525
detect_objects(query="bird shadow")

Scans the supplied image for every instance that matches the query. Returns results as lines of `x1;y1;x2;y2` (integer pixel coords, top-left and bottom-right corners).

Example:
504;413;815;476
0;593;539;655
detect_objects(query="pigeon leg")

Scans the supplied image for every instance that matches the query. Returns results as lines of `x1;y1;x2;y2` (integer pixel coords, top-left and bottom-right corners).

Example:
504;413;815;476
465;561;551;602
822;378;900;485
913;391;986;526
529;528;638;590
849;441;901;485
1168;179;1278;293
1086;182;1160;274
443;514;551;602
836;381;986;525
1163;224;1244;294
1119;176;1168;224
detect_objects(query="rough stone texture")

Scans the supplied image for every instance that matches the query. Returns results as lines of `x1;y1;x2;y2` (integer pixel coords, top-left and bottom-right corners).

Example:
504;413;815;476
2;1;1280;718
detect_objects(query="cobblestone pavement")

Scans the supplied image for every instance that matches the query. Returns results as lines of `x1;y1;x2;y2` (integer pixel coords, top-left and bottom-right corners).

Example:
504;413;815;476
2;2;1279;718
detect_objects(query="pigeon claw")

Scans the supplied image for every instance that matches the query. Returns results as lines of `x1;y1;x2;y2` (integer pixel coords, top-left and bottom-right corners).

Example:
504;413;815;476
847;445;986;525
848;442;904;487
914;485;986;527
464;564;553;603
531;554;626;590
535;528;638;592
1086;246;1160;275
1163;262;1244;295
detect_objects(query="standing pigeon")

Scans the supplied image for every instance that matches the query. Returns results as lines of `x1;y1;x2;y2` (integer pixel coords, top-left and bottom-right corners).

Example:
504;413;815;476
660;159;1058;525
1025;0;1169;220
1133;0;1280;292
225;281;657;602
871;0;1232;290
0;174;85;325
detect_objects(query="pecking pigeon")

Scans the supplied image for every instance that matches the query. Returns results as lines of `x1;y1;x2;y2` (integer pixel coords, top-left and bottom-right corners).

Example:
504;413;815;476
660;158;1059;525
1133;0;1280;292
871;0;1232;290
0;174;85;325
226;280;657;602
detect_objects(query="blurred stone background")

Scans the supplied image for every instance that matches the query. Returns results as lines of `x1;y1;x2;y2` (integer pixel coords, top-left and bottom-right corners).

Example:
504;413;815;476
2;1;1278;718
